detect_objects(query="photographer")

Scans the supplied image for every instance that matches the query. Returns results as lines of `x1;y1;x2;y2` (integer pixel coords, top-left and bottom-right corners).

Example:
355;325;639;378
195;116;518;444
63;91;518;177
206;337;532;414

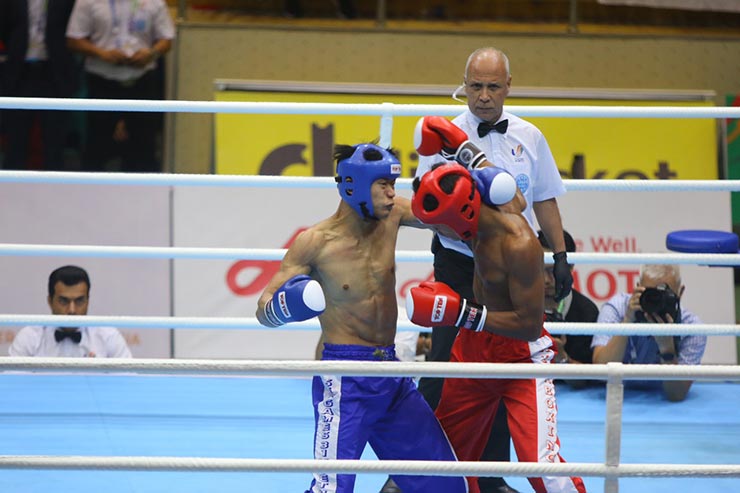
592;264;707;402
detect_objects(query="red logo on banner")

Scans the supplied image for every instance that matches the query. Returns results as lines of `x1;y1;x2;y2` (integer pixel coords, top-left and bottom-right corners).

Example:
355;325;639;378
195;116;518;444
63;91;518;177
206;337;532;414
225;228;307;296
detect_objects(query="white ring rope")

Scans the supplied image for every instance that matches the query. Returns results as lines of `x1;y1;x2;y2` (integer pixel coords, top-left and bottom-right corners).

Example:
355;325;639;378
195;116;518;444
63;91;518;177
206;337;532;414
2;97;740;118
2;243;740;266
1;358;738;381
3;170;740;193
0;315;737;336
0;456;737;478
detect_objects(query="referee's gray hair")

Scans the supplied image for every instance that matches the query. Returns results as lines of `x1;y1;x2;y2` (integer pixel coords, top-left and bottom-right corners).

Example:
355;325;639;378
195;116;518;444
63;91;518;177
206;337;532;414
640;264;681;285
464;47;511;80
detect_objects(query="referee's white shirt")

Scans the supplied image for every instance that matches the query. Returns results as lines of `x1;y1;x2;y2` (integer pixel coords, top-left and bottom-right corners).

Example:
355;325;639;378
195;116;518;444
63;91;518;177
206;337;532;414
416;109;566;257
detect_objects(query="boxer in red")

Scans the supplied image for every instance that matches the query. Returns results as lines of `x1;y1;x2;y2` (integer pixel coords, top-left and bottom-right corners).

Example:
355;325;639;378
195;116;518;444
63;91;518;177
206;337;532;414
407;120;587;493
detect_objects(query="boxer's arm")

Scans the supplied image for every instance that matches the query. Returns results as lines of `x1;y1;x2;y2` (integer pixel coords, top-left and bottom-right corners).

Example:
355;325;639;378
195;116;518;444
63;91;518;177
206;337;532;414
397;196;464;241
480;235;545;341
414;116;487;169
255;229;318;327
406;281;487;332
397;196;429;229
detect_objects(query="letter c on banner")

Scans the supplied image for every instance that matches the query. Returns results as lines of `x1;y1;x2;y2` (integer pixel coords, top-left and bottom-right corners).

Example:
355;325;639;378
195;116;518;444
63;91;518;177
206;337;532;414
226;228;307;296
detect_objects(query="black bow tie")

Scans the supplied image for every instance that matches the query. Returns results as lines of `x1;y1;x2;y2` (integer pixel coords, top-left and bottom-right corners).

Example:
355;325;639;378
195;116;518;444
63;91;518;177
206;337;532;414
55;329;82;344
477;119;508;138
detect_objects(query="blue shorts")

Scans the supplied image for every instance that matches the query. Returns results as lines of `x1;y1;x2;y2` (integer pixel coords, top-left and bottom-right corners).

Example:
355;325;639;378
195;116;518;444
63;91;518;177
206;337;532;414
306;343;467;493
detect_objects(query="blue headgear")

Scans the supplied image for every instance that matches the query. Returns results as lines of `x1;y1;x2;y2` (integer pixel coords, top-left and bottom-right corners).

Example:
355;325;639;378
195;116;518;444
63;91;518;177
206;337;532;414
336;144;402;219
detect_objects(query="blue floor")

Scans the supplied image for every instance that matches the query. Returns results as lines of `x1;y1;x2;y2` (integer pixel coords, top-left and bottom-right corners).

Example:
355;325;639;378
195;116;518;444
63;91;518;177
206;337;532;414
0;373;738;493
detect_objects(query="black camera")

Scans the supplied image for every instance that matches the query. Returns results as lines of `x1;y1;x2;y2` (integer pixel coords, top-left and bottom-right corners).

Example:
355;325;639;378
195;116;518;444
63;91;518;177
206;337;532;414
636;284;680;322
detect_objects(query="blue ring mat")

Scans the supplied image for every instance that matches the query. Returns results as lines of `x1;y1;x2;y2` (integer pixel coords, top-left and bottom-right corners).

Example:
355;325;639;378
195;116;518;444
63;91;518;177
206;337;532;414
0;374;738;493
666;230;739;254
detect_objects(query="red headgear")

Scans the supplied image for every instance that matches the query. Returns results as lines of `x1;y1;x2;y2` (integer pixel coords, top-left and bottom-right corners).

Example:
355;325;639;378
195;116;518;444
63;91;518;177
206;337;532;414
412;164;481;240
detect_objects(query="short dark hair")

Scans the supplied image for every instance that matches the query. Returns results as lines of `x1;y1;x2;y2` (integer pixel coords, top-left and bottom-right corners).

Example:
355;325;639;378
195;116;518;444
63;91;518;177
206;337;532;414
537;230;576;253
48;265;90;297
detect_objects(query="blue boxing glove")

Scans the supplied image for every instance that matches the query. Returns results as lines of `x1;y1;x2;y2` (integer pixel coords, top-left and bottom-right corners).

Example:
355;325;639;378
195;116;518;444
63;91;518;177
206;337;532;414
263;275;326;327
471;166;517;206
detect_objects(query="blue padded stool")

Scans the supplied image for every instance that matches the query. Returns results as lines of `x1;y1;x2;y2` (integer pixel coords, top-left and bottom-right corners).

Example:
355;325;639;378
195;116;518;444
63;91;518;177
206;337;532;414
666;229;739;254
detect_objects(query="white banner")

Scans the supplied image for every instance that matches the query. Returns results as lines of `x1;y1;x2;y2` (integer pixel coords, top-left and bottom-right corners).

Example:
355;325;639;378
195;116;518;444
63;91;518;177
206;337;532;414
0;183;172;358
173;186;737;364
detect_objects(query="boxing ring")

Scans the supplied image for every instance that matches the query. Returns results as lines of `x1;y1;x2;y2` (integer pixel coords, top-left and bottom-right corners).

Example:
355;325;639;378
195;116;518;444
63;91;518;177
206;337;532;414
1;97;740;493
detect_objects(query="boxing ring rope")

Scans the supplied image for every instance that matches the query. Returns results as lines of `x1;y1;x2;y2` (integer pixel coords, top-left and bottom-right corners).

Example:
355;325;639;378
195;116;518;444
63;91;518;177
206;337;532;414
1;455;737;478
0;359;738;482
2;98;740;492
0;315;738;337
4;170;740;192
3;96;740;118
1;96;739;148
4;243;740;265
1;357;738;380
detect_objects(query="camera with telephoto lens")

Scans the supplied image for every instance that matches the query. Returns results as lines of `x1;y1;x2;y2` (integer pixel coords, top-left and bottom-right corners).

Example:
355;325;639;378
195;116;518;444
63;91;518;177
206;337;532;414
636;284;680;322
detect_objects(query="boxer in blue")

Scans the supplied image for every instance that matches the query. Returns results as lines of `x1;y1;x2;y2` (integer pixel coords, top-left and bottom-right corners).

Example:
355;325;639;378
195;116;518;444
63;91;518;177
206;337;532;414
255;142;509;493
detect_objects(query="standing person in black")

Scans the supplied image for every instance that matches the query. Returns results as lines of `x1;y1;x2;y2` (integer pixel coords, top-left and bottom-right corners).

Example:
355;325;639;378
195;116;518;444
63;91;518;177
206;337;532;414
539;230;600;388
0;0;79;170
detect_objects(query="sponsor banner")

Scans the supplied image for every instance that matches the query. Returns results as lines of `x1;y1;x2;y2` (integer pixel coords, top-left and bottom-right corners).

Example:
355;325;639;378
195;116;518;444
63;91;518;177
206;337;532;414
0;184;172;358
173;186;736;364
214;88;717;181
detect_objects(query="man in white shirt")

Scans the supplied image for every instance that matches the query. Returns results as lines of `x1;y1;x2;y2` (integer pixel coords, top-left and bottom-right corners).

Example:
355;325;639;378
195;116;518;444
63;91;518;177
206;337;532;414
9;265;132;358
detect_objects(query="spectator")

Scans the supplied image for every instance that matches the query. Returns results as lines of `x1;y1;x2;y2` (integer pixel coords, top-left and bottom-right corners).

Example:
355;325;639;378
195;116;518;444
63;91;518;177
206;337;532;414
592;264;707;402
66;0;174;173
0;0;80;171
9;265;132;358
399;46;572;493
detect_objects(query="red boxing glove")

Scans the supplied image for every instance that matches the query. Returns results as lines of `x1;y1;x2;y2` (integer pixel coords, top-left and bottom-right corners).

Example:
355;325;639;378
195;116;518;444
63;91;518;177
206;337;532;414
413;116;487;169
406;281;487;332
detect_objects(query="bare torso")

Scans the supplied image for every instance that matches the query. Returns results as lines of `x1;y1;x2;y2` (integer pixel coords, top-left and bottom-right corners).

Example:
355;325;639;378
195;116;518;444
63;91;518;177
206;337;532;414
469;205;546;341
306;209;404;347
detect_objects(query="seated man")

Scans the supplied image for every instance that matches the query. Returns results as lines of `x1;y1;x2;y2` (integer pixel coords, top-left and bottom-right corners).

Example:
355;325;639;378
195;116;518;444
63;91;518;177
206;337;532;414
9;265;132;358
592;264;706;402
